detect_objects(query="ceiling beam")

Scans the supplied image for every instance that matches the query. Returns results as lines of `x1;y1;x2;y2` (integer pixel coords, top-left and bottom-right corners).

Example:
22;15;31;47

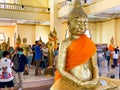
83;0;120;15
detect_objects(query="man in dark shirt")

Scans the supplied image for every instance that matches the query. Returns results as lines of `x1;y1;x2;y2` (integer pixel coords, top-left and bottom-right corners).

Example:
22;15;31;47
13;48;28;90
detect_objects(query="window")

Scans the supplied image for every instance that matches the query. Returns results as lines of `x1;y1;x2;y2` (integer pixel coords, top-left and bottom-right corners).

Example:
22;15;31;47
0;33;6;41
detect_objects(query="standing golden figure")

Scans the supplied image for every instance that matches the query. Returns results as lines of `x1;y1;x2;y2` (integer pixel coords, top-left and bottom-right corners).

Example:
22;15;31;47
21;38;29;57
1;42;7;51
15;34;21;49
52;28;58;50
50;0;118;90
46;32;54;67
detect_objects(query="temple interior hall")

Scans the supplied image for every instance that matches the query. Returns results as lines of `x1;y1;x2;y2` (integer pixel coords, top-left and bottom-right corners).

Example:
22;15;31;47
0;0;120;90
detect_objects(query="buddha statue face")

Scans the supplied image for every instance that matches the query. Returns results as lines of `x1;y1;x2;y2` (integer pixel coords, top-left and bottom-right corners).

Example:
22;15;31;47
48;35;53;41
68;16;88;36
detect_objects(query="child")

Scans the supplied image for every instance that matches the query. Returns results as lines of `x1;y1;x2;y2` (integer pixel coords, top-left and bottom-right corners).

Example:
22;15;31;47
0;51;14;90
107;65;116;79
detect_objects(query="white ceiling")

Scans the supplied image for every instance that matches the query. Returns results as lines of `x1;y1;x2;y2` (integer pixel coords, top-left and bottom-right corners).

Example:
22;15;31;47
0;1;120;25
88;6;120;22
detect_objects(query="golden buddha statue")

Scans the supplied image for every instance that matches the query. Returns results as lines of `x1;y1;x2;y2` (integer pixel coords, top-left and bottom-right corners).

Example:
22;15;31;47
108;36;114;51
39;37;43;45
1;41;7;51
7;37;10;51
50;0;119;90
15;34;21;48
46;32;54;67
39;37;45;47
110;36;114;45
21;38;29;57
52;28;58;50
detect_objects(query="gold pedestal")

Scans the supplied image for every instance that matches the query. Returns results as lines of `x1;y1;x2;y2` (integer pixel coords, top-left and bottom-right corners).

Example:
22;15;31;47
45;67;54;75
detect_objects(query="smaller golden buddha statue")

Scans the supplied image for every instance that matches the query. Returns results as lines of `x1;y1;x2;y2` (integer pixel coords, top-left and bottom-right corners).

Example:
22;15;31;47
1;41;7;51
21;38;29;57
51;0;118;90
46;32;54;67
110;36;114;45
15;34;21;48
52;28;58;50
108;36;114;51
39;37;45;47
39;37;43;45
7;37;10;51
21;38;29;75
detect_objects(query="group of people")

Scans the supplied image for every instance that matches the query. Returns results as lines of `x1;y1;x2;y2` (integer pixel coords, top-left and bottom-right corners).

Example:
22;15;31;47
0;47;28;90
97;46;120;78
0;39;59;90
33;40;59;76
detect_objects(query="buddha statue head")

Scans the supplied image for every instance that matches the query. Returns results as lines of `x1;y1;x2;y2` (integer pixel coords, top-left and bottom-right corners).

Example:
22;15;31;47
39;37;43;45
68;0;88;36
52;28;57;38
48;32;54;41
23;38;27;44
110;36;114;45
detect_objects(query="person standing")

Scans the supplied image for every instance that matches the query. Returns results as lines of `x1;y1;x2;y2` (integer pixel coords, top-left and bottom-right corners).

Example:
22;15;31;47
28;45;33;67
12;48;29;90
42;45;48;68
107;65;116;79
0;51;14;90
34;41;42;76
53;47;59;69
105;48;111;68
112;48;119;67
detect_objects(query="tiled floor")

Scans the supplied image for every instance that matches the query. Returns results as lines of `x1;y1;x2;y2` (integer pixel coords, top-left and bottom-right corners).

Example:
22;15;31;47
98;60;120;79
14;62;120;90
15;66;54;89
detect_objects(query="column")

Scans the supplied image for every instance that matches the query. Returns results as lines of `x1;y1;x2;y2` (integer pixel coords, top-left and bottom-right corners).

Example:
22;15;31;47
49;0;66;43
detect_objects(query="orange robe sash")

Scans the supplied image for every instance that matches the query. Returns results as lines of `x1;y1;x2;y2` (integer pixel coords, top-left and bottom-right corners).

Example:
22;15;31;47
108;44;114;51
55;34;96;82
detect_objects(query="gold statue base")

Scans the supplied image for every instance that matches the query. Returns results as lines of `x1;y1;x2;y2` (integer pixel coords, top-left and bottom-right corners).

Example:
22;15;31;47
45;67;54;75
50;77;119;90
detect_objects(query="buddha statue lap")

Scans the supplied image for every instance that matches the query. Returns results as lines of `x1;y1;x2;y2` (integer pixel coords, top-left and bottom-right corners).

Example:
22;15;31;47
50;0;120;90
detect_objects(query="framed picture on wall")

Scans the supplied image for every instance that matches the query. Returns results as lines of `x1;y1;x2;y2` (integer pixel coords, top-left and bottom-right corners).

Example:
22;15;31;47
0;33;5;41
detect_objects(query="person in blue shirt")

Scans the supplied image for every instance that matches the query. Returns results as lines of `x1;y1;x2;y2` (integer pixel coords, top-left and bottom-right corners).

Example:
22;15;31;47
34;41;42;76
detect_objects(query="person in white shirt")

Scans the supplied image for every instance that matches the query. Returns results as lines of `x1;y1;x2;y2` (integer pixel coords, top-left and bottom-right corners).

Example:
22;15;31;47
112;48;119;67
97;51;105;67
0;51;14;90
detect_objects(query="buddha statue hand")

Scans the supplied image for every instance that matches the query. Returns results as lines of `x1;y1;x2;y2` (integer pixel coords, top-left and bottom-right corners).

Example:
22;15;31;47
78;78;99;88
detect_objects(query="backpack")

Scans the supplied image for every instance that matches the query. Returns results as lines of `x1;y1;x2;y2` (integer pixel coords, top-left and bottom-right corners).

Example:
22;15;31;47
12;54;19;71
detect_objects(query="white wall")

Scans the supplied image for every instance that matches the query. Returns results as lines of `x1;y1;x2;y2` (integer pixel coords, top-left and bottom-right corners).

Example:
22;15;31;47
35;25;50;43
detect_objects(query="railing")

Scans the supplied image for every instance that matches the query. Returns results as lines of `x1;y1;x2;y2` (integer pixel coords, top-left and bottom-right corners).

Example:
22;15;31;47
0;3;50;13
57;0;99;9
